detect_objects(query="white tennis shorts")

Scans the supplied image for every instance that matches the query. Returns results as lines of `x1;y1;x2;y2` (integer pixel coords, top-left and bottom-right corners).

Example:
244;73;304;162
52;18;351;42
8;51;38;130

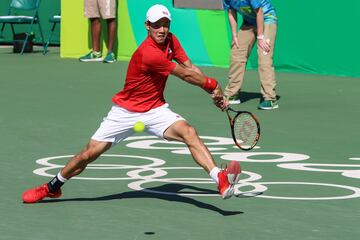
91;103;185;146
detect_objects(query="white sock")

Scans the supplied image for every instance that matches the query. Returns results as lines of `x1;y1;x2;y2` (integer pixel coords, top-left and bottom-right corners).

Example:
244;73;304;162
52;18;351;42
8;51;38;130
209;167;220;183
57;172;68;182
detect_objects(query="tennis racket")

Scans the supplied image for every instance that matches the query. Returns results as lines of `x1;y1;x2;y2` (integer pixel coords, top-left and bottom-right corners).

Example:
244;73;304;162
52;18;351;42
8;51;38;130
226;107;260;151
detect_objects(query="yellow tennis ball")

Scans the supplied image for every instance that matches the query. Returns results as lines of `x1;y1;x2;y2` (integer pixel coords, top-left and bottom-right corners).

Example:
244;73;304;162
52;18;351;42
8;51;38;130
133;121;145;133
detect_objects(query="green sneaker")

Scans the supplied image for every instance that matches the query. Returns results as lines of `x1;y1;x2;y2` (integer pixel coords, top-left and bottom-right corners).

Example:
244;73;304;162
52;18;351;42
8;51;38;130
103;52;116;63
226;94;241;105
258;100;279;110
79;51;103;62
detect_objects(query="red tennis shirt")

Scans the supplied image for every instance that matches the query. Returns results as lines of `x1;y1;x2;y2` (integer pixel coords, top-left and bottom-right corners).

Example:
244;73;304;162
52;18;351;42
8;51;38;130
112;33;189;112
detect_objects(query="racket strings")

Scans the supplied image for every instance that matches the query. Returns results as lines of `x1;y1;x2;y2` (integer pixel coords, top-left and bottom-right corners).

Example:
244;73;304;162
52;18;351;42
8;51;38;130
233;113;258;148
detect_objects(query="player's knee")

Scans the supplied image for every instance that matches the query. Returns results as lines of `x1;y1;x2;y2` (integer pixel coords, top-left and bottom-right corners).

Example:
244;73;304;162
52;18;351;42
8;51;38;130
78;150;97;164
182;126;199;144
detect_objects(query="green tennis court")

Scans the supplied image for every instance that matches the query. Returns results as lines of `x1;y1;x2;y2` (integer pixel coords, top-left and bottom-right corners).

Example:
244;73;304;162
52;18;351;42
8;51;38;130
1;46;359;239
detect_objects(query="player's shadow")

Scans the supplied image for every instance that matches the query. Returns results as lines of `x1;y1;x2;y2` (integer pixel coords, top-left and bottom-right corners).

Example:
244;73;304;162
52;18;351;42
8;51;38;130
41;183;244;216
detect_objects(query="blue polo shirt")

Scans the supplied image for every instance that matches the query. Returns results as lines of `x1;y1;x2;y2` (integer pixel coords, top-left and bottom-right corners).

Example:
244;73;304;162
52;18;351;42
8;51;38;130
223;0;277;25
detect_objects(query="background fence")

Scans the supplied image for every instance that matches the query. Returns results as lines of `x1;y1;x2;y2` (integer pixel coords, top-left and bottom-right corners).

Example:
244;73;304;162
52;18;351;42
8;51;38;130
0;0;359;77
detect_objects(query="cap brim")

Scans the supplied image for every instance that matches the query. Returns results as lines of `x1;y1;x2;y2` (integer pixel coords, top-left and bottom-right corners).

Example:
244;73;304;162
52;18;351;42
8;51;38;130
147;15;171;23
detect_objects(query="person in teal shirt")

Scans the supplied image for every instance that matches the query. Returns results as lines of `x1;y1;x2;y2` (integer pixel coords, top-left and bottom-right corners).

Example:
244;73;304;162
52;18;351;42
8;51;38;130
223;0;279;110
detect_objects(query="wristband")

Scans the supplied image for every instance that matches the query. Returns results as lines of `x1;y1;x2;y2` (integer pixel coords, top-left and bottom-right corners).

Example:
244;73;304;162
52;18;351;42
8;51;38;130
203;77;218;93
257;34;265;40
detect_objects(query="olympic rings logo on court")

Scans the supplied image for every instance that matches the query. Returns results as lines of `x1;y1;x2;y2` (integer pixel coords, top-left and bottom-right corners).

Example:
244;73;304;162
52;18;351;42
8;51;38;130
33;136;360;201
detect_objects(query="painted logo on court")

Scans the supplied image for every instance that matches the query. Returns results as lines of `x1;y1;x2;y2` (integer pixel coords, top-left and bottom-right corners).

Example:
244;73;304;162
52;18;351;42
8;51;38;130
33;136;360;201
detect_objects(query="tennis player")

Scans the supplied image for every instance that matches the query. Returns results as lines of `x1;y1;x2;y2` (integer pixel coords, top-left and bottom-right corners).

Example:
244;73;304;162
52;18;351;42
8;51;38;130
22;4;241;203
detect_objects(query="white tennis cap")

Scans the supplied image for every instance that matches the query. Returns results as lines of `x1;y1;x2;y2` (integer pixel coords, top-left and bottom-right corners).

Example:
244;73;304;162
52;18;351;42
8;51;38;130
146;4;171;23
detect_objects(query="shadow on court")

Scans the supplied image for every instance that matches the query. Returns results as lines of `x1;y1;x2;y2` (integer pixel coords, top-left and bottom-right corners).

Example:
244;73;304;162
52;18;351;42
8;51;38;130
238;91;281;103
40;183;245;216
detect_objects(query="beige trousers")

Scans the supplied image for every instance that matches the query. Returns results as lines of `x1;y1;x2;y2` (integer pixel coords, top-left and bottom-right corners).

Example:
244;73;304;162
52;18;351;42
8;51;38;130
84;0;116;19
225;24;277;101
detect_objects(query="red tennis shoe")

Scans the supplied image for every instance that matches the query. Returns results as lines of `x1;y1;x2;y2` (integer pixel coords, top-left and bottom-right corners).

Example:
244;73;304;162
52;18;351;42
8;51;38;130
22;183;62;203
217;161;241;199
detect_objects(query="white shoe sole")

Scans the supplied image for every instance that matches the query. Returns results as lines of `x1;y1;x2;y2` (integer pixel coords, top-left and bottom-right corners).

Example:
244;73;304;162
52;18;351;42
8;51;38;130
79;58;104;62
227;161;241;184
228;100;241;104
221;186;235;199
258;105;279;110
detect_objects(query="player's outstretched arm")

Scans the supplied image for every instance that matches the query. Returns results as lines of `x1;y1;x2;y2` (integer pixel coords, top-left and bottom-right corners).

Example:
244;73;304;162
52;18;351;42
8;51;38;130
171;63;211;89
177;59;204;75
171;63;227;110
